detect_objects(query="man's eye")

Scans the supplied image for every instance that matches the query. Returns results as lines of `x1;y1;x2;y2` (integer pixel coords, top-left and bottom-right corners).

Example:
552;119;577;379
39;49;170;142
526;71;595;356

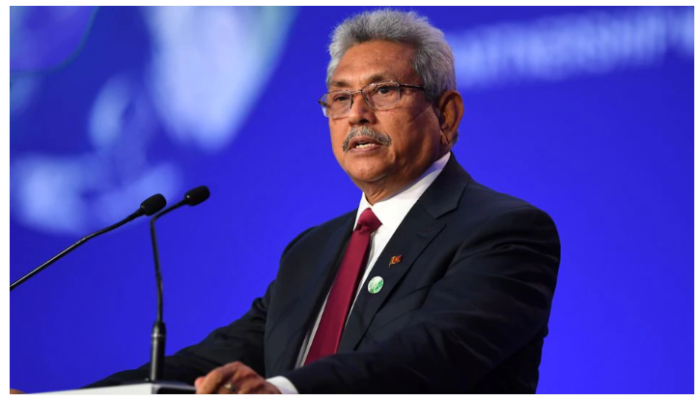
376;86;398;95
332;94;351;103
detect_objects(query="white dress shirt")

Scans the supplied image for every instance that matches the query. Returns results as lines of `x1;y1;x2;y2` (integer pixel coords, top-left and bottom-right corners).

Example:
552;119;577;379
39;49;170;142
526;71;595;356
267;152;451;393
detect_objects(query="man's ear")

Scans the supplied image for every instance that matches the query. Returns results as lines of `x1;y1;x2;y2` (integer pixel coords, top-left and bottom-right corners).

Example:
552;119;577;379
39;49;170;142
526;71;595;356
435;90;464;148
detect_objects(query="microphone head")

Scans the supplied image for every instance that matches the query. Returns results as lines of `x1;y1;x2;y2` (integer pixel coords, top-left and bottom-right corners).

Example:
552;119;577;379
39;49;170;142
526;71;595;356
141;194;167;216
185;186;210;206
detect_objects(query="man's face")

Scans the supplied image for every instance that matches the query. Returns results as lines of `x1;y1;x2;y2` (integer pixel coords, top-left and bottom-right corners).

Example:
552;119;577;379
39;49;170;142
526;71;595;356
328;40;444;199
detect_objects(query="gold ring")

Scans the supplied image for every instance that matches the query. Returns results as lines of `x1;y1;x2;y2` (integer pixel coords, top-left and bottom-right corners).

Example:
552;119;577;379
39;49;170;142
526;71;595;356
223;382;235;392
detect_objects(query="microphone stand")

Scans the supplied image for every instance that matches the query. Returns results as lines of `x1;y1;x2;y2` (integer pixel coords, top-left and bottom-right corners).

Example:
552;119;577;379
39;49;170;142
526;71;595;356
147;204;184;382
10;194;166;292
147;186;210;382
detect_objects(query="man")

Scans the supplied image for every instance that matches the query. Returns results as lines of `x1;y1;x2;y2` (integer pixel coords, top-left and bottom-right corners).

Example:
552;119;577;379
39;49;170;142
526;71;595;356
87;9;560;394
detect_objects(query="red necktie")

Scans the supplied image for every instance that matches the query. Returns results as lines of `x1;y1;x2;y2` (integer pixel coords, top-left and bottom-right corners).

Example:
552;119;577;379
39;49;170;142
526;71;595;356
304;208;382;365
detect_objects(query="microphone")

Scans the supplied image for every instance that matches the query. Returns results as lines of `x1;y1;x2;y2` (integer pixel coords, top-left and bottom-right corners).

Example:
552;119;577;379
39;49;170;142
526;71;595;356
10;194;167;291
148;185;210;382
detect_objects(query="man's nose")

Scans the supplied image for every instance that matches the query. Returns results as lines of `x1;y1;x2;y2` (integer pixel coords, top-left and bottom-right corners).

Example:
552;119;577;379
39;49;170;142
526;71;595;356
347;92;376;125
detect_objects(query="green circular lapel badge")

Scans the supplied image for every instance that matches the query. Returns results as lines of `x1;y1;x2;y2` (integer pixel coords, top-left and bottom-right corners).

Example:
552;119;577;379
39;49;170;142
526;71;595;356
368;276;384;294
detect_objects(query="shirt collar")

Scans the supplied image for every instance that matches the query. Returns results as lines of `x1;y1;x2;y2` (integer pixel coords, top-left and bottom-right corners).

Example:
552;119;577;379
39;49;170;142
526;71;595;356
354;152;451;230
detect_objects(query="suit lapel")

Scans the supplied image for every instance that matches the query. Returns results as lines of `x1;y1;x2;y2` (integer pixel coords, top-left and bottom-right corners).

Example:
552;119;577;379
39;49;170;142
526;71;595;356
338;208;444;351
268;214;354;375
338;154;471;351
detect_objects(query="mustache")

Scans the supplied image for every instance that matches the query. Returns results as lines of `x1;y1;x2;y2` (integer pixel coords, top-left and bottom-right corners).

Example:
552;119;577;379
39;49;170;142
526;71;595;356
342;126;392;152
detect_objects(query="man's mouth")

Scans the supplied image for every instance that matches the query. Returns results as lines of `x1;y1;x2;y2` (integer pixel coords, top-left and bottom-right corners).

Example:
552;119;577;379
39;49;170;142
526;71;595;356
349;137;381;150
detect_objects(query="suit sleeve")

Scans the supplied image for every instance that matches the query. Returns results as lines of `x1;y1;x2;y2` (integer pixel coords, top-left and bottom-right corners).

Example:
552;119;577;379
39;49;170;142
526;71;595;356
84;225;317;388
83;281;273;388
282;206;560;393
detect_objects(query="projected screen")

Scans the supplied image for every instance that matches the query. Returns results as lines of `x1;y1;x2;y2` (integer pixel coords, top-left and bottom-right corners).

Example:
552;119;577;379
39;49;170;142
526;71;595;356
10;6;693;394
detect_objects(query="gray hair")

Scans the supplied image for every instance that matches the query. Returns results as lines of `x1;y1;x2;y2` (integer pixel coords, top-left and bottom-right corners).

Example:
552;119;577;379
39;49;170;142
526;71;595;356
326;9;456;102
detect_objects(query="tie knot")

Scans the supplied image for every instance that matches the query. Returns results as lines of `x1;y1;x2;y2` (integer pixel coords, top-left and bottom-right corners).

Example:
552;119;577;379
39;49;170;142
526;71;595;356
356;208;382;234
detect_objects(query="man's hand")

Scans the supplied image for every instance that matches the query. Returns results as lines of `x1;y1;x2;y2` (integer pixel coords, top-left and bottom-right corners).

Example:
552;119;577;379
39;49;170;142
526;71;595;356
194;361;281;394
10;389;24;394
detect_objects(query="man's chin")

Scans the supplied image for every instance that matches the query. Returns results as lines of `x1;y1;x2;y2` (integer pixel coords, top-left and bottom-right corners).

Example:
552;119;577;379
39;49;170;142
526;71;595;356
346;169;389;187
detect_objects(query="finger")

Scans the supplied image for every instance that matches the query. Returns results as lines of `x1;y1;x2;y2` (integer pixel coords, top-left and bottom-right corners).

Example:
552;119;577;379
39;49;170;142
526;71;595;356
217;361;248;394
195;367;229;394
194;377;204;389
219;380;238;394
229;364;266;394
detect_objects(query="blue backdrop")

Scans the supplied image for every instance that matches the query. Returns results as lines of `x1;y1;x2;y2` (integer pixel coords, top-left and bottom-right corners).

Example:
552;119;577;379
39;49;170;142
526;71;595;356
10;6;693;394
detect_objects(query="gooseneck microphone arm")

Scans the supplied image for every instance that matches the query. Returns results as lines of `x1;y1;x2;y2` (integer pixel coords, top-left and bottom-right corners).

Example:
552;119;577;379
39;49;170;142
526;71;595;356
10;194;167;292
147;201;186;383
149;204;185;324
148;185;210;383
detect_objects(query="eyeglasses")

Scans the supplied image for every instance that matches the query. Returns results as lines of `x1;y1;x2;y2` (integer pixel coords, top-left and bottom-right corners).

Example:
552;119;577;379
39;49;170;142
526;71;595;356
318;81;425;119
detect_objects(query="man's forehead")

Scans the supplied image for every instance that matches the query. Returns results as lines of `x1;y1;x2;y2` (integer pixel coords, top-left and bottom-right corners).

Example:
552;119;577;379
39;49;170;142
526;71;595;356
329;41;417;88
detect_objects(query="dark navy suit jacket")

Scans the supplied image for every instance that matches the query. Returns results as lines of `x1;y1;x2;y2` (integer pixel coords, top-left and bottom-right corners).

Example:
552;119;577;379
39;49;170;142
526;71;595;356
88;155;561;393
